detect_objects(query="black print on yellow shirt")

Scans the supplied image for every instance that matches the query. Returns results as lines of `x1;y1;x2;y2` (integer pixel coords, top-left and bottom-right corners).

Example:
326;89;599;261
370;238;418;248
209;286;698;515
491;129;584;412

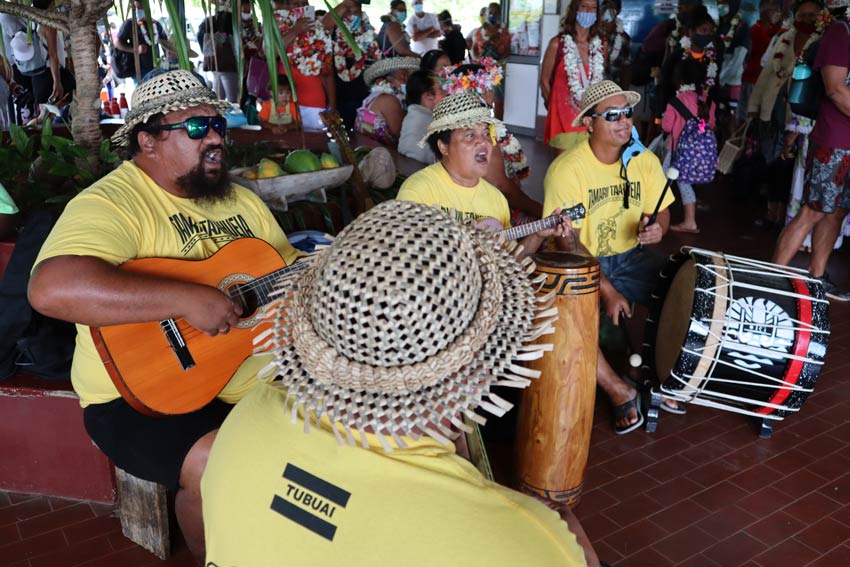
587;181;642;212
168;213;257;255
270;463;351;541
439;207;481;223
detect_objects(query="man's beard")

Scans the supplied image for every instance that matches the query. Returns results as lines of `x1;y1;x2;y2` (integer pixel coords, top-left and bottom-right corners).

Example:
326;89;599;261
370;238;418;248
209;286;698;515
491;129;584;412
177;145;234;206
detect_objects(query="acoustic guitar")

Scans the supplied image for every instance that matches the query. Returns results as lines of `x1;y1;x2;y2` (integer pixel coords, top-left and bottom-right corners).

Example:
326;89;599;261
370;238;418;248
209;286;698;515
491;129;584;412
474;204;587;238
91;238;311;417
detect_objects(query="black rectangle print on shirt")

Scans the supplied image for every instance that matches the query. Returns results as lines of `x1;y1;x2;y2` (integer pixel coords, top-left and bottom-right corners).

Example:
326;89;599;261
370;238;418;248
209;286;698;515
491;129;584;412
270;464;351;541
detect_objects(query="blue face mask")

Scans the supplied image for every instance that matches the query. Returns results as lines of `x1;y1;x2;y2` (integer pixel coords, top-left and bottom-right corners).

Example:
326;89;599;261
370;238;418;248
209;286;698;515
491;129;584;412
718;4;730;17
576;11;597;28
602;8;615;23
414;4;424;14
349;16;362;31
396;10;407;23
136;9;146;20
400;84;407;97
487;14;499;24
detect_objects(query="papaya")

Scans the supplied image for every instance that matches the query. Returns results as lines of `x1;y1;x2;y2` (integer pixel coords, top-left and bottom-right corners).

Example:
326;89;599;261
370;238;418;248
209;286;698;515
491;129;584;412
241;168;258;180
320;153;340;169
257;158;285;179
284;150;322;174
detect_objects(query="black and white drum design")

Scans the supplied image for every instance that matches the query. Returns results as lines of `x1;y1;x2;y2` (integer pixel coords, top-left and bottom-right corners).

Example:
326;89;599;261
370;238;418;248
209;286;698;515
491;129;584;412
642;248;829;419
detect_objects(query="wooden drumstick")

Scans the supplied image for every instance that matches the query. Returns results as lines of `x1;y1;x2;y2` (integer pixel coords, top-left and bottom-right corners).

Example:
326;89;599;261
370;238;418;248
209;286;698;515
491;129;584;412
638;167;678;250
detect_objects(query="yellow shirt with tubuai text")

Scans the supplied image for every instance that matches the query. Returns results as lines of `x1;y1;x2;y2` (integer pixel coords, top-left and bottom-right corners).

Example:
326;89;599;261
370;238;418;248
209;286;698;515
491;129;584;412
543;141;673;257
397;161;511;228
202;383;589;567
34;161;300;407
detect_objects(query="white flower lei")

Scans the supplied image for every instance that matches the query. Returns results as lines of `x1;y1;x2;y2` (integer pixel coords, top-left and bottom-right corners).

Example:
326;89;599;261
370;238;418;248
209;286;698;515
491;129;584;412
334;13;379;82
370;77;405;103
276;9;332;76
720;13;742;51
609;18;625;62
138;19;159;47
562;34;604;109
494;123;529;179
676;83;696;96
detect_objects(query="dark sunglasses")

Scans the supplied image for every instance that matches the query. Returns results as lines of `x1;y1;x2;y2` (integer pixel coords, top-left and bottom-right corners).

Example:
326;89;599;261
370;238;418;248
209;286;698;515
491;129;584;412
145;115;227;140
589;106;634;122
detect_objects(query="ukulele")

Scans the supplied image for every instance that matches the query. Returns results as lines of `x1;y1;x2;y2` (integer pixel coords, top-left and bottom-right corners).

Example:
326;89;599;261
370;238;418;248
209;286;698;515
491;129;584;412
475;204;587;239
91;238;312;416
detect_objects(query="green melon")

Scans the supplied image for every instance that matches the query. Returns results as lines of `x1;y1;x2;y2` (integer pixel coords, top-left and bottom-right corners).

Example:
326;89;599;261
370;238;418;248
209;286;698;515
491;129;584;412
284;150;322;174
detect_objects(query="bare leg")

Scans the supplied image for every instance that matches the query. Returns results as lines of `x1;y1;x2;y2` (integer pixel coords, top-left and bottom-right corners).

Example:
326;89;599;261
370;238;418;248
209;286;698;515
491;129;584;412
808;209;848;277
597;350;638;430
671;203;699;232
175;429;218;561
772;205;825;266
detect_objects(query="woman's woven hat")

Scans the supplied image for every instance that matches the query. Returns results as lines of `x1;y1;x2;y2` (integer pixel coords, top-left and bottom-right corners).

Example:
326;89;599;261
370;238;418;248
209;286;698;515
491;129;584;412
571;80;641;127
418;91;502;148
255;200;557;450
111;70;231;147
363;56;420;85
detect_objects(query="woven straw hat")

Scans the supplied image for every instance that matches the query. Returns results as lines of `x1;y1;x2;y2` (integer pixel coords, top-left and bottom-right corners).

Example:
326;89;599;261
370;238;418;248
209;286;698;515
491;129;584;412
254;200;557;450
571;80;641;127
363;56;420;85
418;91;501;148
111;70;231;147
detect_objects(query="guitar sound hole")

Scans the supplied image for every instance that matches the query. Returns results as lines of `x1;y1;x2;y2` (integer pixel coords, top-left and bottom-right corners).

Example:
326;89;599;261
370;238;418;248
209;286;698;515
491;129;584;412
230;285;259;318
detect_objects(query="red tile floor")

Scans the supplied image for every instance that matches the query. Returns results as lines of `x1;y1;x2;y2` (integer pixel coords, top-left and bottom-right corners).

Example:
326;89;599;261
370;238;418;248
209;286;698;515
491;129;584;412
2;137;849;566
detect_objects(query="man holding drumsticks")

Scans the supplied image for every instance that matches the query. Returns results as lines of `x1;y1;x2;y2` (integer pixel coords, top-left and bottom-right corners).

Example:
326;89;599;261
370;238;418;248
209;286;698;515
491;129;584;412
543;81;679;435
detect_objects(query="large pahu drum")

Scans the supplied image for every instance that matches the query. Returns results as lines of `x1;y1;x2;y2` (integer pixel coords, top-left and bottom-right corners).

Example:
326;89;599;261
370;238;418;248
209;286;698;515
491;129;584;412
515;251;599;508
643;248;829;419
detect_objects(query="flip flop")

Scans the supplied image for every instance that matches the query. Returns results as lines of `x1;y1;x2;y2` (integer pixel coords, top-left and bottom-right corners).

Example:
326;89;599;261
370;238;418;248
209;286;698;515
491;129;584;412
660;399;688;415
612;391;644;435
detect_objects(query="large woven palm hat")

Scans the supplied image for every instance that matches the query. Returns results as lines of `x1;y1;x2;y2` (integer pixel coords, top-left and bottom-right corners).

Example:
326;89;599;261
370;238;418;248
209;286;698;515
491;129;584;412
363;56;420;85
418;91;502;148
111;70;231;147
571;80;641;127
255;200;557;450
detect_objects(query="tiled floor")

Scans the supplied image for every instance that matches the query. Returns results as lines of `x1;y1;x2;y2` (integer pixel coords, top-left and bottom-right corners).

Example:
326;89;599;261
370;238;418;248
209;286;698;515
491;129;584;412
1;137;849;567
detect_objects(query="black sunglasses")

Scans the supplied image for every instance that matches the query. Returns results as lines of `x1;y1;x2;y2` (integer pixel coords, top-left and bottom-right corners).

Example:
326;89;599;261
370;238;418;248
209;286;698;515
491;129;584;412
589;106;634;122
145;115;227;140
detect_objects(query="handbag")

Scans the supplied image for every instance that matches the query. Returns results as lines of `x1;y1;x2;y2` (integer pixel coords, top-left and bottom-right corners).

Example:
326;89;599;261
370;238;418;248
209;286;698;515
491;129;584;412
246;56;270;100
717;118;750;175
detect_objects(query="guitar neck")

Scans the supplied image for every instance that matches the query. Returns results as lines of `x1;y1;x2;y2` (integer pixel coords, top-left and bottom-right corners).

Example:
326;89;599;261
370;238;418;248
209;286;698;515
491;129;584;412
500;215;560;241
225;258;312;308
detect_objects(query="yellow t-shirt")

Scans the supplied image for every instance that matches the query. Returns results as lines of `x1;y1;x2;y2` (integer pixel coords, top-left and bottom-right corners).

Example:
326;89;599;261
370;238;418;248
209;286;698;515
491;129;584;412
202;383;588;567
397;162;511;228
543;141;674;257
34;161;300;407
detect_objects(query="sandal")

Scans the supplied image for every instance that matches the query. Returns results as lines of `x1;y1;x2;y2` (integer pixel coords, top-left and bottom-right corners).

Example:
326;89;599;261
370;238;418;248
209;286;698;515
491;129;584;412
613;391;644;435
660;399;687;415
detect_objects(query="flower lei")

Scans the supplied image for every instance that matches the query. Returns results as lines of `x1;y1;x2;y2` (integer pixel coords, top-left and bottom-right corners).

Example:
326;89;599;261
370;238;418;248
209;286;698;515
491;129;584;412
562;34;605;109
275;9;332;76
676;83;696;96
438;57;504;95
667;19;685;50
370;77;405;104
333;13;382;82
608;18;625;62
138;19;159;47
719;13;742;50
680;39;718;90
492;123;529;180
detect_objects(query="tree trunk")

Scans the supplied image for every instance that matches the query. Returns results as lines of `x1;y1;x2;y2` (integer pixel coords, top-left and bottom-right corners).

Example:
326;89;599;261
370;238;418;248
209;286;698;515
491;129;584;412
67;24;103;170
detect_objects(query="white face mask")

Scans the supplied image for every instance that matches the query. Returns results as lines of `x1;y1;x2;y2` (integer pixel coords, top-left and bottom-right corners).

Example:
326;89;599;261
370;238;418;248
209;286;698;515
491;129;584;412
241;12;252;20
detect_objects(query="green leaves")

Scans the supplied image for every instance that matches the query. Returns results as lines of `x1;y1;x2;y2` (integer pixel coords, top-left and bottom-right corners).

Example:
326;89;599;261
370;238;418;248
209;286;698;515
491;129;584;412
231;0;244;102
139;0;159;68
256;0;298;106
163;0;193;71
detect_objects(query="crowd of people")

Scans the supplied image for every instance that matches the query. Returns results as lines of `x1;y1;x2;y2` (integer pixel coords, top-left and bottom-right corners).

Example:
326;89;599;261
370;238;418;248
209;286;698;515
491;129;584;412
2;0;850;565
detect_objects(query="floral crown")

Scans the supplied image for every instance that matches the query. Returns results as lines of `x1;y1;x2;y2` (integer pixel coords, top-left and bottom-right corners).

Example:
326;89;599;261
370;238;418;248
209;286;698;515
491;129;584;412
439;58;504;96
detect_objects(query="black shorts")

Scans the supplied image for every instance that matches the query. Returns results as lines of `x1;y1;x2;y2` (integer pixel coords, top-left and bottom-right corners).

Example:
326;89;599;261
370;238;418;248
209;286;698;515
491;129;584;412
83;397;233;491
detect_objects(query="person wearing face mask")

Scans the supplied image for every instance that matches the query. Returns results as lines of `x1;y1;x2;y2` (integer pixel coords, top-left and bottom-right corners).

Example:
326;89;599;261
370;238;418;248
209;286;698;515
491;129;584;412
466;7;488;53
197;0;239;103
658;7;717;121
437;10;467;64
115;0;167;82
601;0;632;88
322;0;382;129
355;57;419;145
405;0;441;54
738;0;783;123
540;0;607;151
748;0;823;229
378;0;419;57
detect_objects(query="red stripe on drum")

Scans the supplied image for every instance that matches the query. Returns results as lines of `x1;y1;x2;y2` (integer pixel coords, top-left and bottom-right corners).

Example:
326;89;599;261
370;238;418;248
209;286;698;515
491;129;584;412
759;277;812;415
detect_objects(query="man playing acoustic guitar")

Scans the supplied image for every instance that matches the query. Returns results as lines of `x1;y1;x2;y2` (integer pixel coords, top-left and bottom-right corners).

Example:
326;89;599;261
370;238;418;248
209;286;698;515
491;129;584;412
28;70;301;560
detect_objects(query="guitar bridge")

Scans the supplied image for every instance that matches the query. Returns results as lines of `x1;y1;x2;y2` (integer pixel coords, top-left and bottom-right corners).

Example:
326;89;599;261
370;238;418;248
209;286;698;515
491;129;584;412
161;319;195;371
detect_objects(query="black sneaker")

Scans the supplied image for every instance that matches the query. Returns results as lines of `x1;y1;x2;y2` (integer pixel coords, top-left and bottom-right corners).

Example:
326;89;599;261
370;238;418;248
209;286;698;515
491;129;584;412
817;274;850;302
